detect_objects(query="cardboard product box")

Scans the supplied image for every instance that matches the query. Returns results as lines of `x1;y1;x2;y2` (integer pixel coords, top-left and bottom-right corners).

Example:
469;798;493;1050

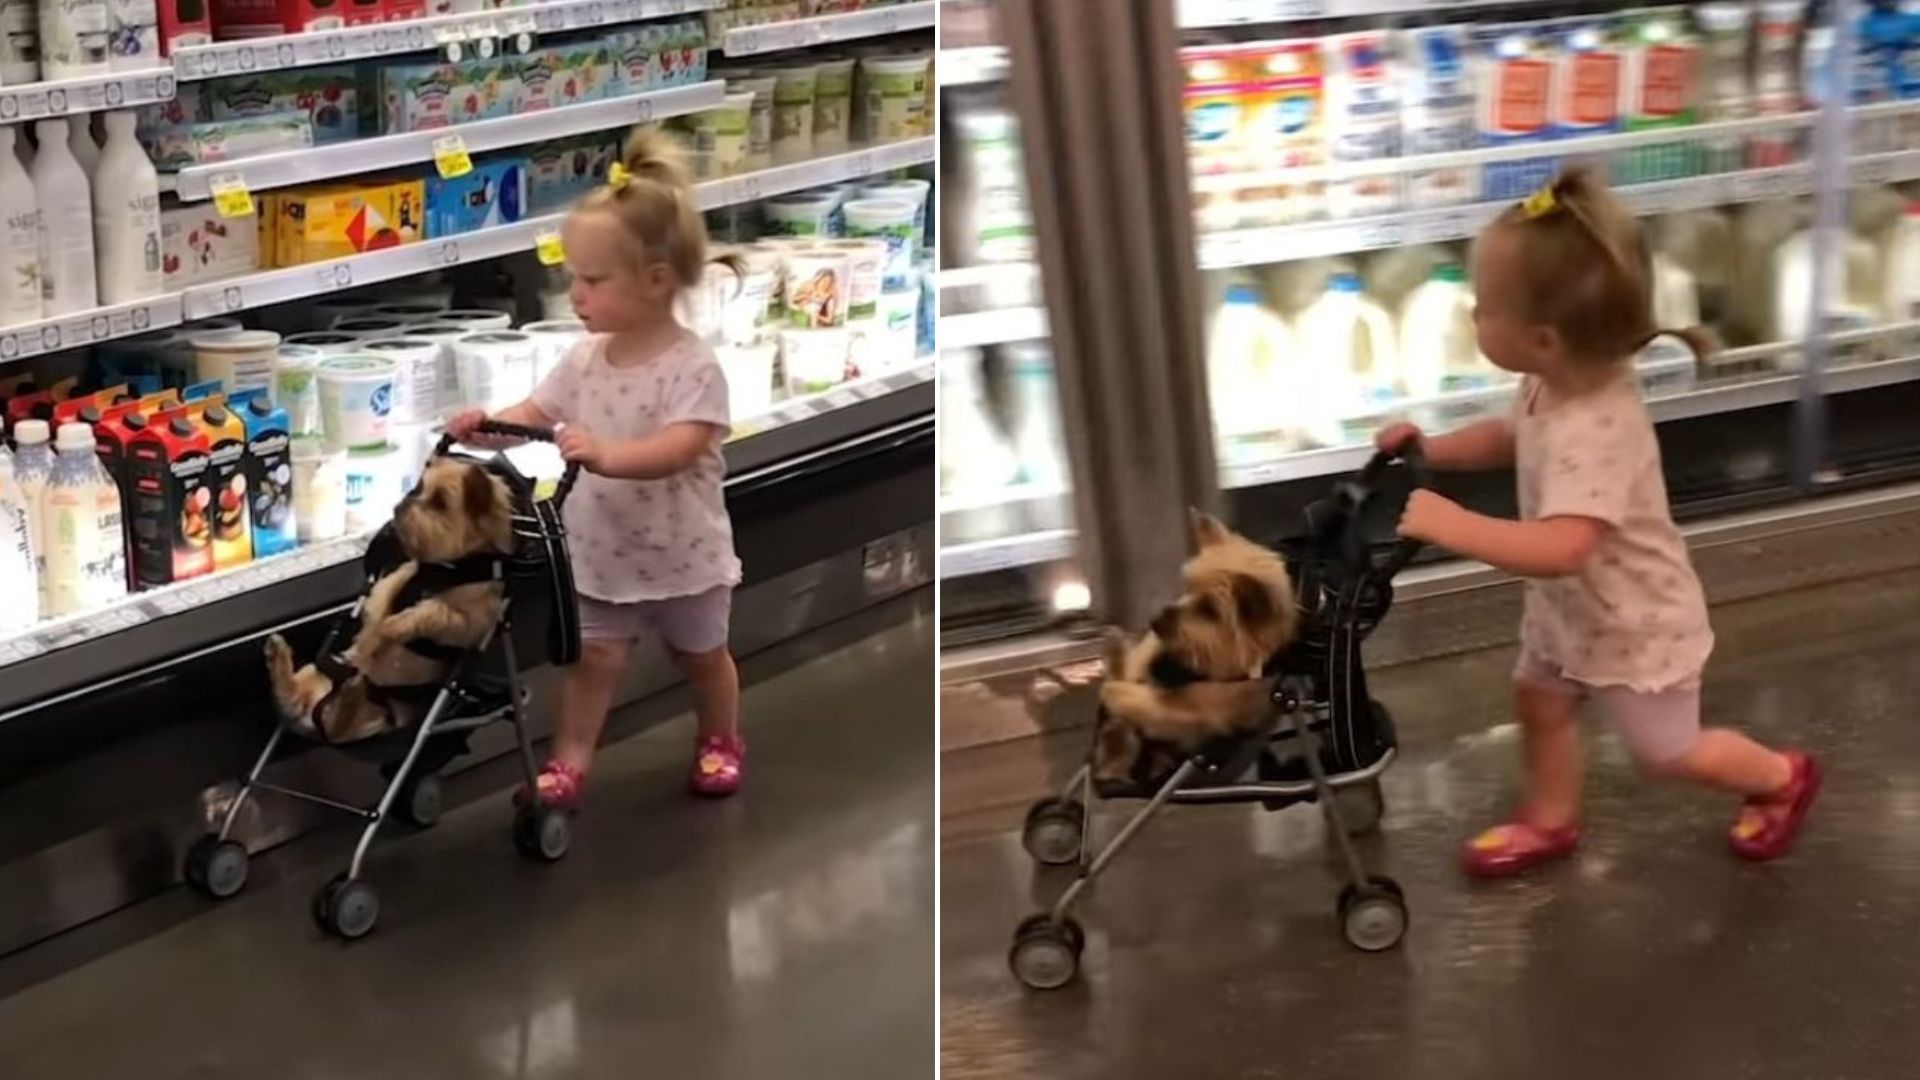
381;56;521;132
188;111;315;164
427;157;530;236
527;136;618;214
137;91;209;171
206;66;363;144
546;43;617;107
608;28;655;93
385;0;427;20
162;205;263;287
273;179;426;267
211;0;385;38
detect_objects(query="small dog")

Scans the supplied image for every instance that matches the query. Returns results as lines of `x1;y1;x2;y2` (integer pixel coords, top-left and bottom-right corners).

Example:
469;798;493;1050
1095;511;1298;782
265;458;515;743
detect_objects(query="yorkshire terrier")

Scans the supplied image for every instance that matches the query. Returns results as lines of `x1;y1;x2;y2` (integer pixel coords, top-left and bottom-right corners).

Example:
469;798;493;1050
265;459;516;743
1095;511;1299;782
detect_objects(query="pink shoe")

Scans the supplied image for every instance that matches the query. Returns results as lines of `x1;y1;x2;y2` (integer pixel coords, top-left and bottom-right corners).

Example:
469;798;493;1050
1461;817;1581;879
516;760;587;813
690;734;745;798
1730;750;1822;861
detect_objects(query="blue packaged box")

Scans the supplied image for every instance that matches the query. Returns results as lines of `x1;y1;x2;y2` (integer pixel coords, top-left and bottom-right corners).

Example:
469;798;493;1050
427;158;530;237
527;137;618;214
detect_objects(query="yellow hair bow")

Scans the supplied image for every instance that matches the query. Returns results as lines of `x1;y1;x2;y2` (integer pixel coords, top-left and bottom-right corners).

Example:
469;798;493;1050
1521;182;1558;220
607;162;632;192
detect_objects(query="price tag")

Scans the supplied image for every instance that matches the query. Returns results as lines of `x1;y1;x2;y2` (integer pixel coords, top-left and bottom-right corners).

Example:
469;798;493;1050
210;173;255;219
433;133;474;179
535;231;567;266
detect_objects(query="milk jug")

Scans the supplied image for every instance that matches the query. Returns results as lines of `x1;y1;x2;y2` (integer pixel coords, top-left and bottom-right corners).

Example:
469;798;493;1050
1880;202;1920;323
14;418;52;619
1644;254;1703;370
1208;284;1290;456
43;421;125;617
0;446;36;632
92;111;163;306
1299;272;1399;414
1400;264;1494;398
1774;226;1880;348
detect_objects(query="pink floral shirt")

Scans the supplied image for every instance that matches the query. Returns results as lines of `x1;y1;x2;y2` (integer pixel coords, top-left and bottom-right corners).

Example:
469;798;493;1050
1513;370;1713;692
532;332;741;604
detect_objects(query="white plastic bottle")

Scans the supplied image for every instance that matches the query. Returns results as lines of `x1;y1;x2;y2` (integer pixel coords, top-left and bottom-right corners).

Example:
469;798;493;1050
1881;201;1920;323
0;126;42;329
68;114;99;178
1208;283;1290;457
0;446;37;632
1400;264;1494;398
43;421;123;617
0;0;38;85
93;110;161;305
36;0;109;79
30;118;98;316
105;0;155;71
1299;272;1400;414
13;419;52;619
1774;226;1879;345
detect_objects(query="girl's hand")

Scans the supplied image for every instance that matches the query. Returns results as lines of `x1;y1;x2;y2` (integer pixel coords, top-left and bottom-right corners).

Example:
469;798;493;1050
446;408;487;443
557;425;605;472
1376;421;1423;455
1397;489;1465;546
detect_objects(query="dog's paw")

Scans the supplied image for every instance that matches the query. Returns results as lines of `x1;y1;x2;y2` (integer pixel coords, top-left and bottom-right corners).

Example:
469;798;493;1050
264;634;292;670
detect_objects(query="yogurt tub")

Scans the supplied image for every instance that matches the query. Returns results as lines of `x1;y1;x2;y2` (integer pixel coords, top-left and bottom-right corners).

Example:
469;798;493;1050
762;192;841;237
718;342;778;420
522;319;588;382
371;301;450;322
823;238;886;319
388;422;435;494
283;331;367;357
291;436;347;542
861;179;932;237
843;198;918;290
317;355;398;452
344;444;406;534
331;316;413;338
860;55;930;142
191;329;282;399
727;74;778;165
396;321;478;412
693;91;756;178
359;337;443;425
766;62;819;158
781;327;851;394
813;57;856;146
274;345;324;437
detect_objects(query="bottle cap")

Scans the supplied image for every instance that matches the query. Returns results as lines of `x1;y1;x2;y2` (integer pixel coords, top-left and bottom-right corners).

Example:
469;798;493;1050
13;419;49;445
55;422;94;452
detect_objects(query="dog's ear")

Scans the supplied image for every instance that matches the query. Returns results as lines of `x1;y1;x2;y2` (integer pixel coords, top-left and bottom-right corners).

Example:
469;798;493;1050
460;464;499;521
1228;572;1273;627
1189;509;1230;550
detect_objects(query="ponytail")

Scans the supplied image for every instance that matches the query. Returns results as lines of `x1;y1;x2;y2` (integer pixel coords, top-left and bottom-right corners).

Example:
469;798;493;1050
574;125;741;287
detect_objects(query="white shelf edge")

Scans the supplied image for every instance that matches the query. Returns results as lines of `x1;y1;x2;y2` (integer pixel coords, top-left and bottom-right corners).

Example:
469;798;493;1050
173;80;725;200
173;0;721;80
722;0;934;56
938;262;1038;292
939;480;1069;518
937;529;1077;580
696;136;933;209
1178;0;1556;28
0;68;177;127
731;358;933;441
937;46;1008;88
940;307;1048;351
0;295;184;365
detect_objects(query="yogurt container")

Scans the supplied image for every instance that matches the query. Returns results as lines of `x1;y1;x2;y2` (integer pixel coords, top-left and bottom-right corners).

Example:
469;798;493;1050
693;91;756;178
763;192;841;237
824;239;886;319
274;345;324;437
191;329;281;398
781;327;851;395
291;436;346;542
860;55;930;142
813;57;856;146
343;445;405;534
843;198;918;290
359;338;442;425
317;356;397;452
283;331;367;357
331;316;413;339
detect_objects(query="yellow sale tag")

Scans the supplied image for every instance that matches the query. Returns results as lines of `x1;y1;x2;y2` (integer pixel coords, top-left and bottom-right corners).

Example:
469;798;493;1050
535;231;566;267
210;174;254;219
433;134;473;180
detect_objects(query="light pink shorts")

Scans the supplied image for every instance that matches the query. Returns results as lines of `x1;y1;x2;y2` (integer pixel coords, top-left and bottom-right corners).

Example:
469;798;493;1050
1514;650;1701;766
577;587;733;654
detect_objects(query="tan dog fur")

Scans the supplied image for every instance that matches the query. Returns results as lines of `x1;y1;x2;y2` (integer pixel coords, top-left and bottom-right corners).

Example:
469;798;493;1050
265;459;515;743
1096;511;1298;781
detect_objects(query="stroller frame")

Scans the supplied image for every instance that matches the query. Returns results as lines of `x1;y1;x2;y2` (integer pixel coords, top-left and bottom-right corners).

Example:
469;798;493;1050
1009;448;1428;990
184;421;581;940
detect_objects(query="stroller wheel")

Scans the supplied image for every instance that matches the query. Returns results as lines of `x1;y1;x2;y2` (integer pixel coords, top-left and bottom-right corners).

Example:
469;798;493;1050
1337;876;1408;953
397;773;444;829
314;875;380;940
1330;780;1386;836
1009;914;1084;990
514;804;571;862
184;837;249;900
1022;798;1087;866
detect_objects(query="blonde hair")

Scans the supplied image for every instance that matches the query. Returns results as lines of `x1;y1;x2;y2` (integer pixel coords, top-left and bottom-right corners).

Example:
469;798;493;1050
1492;166;1713;369
572;126;727;287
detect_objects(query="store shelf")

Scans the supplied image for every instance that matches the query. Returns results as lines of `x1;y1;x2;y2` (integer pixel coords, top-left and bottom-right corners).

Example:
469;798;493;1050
172;0;719;80
938;46;1008;88
940;307;1048;351
695;136;933;209
938;529;1076;579
938;262;1039;293
939;479;1068;517
1178;0;1551;27
732;358;934;442
0;68;177;127
721;0;934;56
0;296;183;364
171;80;723;200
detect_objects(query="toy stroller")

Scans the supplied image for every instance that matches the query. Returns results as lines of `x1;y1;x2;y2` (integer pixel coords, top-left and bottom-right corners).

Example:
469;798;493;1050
184;421;583;940
1009;446;1429;990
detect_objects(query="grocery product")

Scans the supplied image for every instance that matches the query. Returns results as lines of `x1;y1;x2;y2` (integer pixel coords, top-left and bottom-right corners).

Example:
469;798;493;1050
156;0;210;52
451;330;536;412
1321;31;1401;219
1751;1;1806;168
0;0;37;85
93;111;164;307
0;127;41;329
813;56;855;146
1696;2;1756;174
14;419;52;616
30;119;98;318
1554;19;1626;141
1619;7;1701;185
521;319;586;383
160;204;259;290
69;116;100;178
0;445;37;631
780;326;850;394
767;62;819;159
426;158;529;237
844;197;917;290
37;0;109;79
43;421;125;617
291;436;345;542
727;73;777;168
273;343;322;436
861;54;929;142
1400;263;1495;398
1881;202;1920;323
210;0;381;38
381;56;522;132
196;400;252;570
106;0;158;72
528;135;619;213
317;355;396;452
187;111;315;164
359;337;440;424
1473;24;1557;202
938;348;1019;499
192;328;279;397
690;90;755;178
206;66;361;144
763;192;839;237
1298;271;1397;416
782;245;850;328
1773;224;1879;347
343;444;405;534
825;238;884;320
270;179;424;267
717;341;776;420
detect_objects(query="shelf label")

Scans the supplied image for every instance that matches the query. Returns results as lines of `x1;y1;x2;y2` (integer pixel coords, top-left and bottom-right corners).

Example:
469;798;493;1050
535;230;567;266
210;173;255;219
433;134;474;179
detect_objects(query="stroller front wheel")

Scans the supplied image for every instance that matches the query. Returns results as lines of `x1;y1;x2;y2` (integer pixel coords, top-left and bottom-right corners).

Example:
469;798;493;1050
315;875;380;940
1337;876;1407;952
1022;798;1087;866
514;804;571;862
1010;913;1084;990
184;837;249;900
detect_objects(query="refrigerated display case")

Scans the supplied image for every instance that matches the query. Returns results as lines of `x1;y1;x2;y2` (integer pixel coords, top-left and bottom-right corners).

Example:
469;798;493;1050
941;0;1920;645
0;1;936;956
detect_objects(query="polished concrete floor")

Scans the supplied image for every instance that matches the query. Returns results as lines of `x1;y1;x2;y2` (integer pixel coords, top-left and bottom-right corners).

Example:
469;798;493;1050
0;603;935;1080
942;570;1920;1080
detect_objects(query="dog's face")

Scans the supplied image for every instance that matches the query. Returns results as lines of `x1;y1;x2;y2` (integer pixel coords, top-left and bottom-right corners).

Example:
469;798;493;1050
393;459;515;564
1146;511;1297;681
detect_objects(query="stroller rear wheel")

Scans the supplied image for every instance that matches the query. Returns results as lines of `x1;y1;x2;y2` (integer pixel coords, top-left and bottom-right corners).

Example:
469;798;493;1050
397;773;444;829
314;875;380;940
184;837;249;900
1022;798;1087;866
1010;913;1084;990
514;804;571;862
1337;875;1407;952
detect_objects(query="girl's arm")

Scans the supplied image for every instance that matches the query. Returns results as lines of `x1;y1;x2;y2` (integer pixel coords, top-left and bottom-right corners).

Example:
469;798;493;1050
560;422;720;481
1380;419;1516;471
1398;490;1604;578
446;399;557;444
492;399;556;429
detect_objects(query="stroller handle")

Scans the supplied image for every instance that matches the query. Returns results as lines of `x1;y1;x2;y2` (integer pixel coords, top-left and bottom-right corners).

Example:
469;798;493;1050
1361;440;1430;578
434;419;583;508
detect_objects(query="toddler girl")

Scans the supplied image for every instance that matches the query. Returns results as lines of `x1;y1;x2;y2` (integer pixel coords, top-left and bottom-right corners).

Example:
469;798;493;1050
448;128;745;808
1379;168;1820;878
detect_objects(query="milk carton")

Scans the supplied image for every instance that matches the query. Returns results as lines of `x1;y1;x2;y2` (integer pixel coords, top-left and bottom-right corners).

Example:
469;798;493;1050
1620;7;1703;185
1473;24;1558;202
1321;31;1400;219
1397;26;1478;209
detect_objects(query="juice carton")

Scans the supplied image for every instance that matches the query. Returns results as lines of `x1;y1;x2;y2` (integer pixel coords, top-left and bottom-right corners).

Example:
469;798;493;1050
197;400;254;569
134;389;183;418
53;385;135;428
1619;8;1702;184
126;409;214;588
241;394;297;557
94;402;147;588
1473;23;1558;201
1397;26;1479;208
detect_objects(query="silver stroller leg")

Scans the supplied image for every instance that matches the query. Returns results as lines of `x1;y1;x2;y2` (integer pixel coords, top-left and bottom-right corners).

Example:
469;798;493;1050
500;632;542;788
1051;759;1198;922
1283;709;1372;893
346;690;454;881
217;724;287;842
